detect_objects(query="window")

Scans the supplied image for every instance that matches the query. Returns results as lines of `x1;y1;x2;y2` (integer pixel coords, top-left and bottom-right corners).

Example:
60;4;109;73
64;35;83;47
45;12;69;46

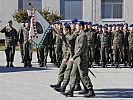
18;0;42;10
101;0;123;19
61;0;83;20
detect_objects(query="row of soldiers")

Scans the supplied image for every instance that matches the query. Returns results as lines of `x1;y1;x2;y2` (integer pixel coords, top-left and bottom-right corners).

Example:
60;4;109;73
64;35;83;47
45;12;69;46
50;18;133;97
50;20;133;69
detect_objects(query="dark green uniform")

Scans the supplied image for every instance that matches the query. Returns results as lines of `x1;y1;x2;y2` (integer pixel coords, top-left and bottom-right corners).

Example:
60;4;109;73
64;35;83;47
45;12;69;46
85;28;96;67
98;31;110;67
55;28;63;67
128;31;133;68
22;27;32;67
112;30;124;67
122;29;129;65
69;30;93;93
18;27;24;63
108;30;114;64
38;32;49;67
0;26;18;67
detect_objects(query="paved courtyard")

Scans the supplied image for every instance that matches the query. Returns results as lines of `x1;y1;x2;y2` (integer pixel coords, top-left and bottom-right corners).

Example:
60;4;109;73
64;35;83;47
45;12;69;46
0;51;133;100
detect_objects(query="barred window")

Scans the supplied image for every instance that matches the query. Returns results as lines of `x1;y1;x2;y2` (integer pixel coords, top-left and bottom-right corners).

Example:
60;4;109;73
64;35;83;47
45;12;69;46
18;0;42;10
101;0;123;19
61;0;83;20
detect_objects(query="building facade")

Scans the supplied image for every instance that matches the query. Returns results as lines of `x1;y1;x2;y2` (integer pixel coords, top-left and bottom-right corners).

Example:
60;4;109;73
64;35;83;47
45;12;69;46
0;0;133;39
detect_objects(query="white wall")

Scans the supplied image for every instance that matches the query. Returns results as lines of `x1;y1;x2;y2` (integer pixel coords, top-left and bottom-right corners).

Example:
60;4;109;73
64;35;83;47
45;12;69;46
42;0;60;14
0;0;19;39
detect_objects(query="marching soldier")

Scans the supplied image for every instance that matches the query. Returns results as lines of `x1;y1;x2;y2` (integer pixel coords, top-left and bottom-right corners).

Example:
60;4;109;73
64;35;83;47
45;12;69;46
112;24;124;68
50;24;71;91
64;21;95;97
128;24;133;68
0;20;18;67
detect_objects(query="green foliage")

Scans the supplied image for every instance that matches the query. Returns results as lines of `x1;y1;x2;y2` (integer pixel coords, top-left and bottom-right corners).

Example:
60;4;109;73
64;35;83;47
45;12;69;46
12;8;62;23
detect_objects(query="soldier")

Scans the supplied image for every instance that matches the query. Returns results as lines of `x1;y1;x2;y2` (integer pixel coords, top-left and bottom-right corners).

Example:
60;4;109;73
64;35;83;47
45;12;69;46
47;28;54;63
94;24;101;65
18;20;25;63
50;24;71;90
64;21;95;97
85;22;96;68
122;23;129;66
38;32;49;67
128;24;133;68
23;20;32;67
108;24;114;65
54;21;63;67
0;20;18;67
112;24;124;68
98;26;109;68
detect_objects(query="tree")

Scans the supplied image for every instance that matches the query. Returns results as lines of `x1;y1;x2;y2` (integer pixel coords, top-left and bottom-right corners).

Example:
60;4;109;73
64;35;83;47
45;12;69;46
12;8;62;23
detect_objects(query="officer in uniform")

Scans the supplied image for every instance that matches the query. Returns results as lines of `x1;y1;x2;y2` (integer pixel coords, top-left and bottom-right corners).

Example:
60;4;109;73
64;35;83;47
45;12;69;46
98;26;109;68
18;20;25;63
0;20;18;67
108;24;114;65
112;24;124;68
38;32;49;67
54;22;63;67
85;22;96;68
23;20;32;67
50;24;71;91
128;24;133;68
122;23;129;66
64;21;95;97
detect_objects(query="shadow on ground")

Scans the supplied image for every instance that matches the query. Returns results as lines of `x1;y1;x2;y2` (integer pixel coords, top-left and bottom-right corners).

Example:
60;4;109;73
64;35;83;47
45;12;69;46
94;88;133;98
0;63;55;73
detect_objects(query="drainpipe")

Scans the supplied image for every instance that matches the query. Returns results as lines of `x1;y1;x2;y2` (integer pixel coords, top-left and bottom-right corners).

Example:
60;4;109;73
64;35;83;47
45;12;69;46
92;0;93;23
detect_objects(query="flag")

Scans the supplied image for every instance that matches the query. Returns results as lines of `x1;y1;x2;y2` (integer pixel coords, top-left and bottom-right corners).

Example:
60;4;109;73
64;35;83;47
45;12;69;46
29;10;51;48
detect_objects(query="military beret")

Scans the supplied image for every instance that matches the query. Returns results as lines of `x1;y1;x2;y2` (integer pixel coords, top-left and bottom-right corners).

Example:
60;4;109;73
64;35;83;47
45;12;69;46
87;22;92;25
102;26;107;29
112;24;116;26
56;21;62;25
8;20;12;23
21;20;25;23
95;24;99;26
130;24;133;27
77;21;85;26
93;24;96;26
70;18;78;24
108;24;112;27
124;23;128;26
64;24;71;29
116;24;121;27
84;22;88;25
25;20;30;23
98;25;102;28
120;23;123;26
64;22;68;26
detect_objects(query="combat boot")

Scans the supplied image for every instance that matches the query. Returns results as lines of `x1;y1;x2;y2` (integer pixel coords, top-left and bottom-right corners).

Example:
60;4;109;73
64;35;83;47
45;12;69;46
74;84;81;91
6;61;9;67
54;83;67;94
50;82;61;88
24;61;28;67
78;86;88;94
84;88;95;98
10;62;14;67
63;88;73;97
27;61;32;67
